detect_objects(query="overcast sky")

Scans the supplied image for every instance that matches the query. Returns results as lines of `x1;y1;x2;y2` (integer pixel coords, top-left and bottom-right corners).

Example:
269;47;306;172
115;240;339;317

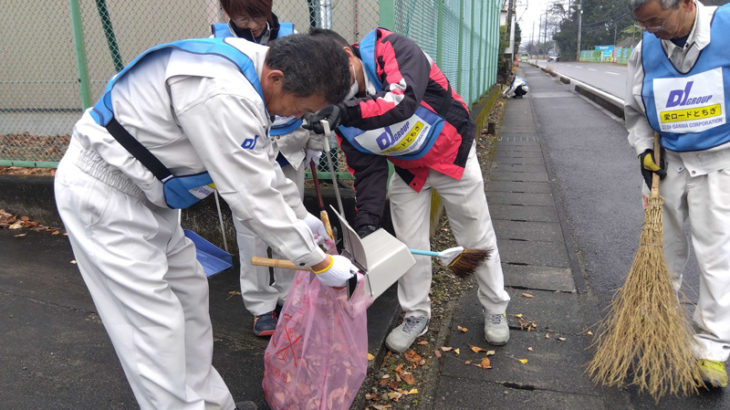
515;0;571;43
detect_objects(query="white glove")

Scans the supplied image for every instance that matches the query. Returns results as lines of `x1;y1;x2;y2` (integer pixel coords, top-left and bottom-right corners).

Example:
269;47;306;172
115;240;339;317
303;212;328;245
312;255;358;287
304;148;323;167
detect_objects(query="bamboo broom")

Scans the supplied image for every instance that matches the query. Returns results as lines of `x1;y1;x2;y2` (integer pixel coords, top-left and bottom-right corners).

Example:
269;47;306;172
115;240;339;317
587;132;703;402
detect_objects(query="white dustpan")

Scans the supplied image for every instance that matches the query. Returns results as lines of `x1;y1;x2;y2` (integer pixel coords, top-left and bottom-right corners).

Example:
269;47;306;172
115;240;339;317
330;206;415;299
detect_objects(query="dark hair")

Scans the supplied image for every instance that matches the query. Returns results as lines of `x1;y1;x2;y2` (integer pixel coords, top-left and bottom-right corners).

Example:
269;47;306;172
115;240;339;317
308;28;352;50
220;0;272;22
266;33;351;103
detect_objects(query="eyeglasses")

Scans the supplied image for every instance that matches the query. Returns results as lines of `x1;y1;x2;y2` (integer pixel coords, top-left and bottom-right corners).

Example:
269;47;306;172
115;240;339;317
636;7;677;32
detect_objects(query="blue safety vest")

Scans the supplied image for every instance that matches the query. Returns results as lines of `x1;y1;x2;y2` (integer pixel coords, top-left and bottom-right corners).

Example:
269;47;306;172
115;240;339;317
641;4;730;151
337;29;445;160
90;38;265;209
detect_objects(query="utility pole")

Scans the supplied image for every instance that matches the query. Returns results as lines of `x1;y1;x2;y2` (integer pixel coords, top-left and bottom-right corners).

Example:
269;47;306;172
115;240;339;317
505;0;516;71
576;0;583;61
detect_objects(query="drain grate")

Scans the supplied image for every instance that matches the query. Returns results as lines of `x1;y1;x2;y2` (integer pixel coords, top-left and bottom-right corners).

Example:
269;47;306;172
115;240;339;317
498;135;539;143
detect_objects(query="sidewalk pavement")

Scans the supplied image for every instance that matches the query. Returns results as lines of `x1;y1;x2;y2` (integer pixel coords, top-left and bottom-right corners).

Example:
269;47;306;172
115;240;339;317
430;71;610;409
429;64;729;410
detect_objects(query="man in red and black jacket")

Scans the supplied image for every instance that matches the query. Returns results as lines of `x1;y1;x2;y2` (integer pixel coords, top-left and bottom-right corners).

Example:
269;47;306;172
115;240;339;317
306;28;511;353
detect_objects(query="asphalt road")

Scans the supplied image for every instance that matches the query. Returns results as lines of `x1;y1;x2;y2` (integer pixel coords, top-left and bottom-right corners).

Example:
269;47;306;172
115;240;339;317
524;63;701;307
536;60;627;98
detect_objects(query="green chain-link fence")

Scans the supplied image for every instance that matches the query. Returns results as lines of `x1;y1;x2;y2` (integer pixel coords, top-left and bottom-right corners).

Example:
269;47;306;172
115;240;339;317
1;0;503;169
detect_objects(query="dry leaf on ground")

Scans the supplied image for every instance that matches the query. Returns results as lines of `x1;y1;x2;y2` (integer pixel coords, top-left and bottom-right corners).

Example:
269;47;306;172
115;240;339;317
403;350;422;363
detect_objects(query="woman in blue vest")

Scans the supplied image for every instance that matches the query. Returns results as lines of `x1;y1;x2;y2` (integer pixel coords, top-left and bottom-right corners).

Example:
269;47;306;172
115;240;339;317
54;34;355;409
214;0;327;337
626;0;730;388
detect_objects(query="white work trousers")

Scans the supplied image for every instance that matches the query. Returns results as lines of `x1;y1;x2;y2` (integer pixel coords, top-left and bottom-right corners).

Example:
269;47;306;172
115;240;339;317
236;163;304;316
661;156;730;362
389;146;511;319
54;143;235;410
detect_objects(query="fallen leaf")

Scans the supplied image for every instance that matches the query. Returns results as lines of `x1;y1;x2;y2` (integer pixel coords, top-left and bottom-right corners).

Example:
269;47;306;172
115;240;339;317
20;216;29;222
381;374;390;379
387;391;402;401
368;353;375;361
228;290;241;296
70;260;77;264
479;357;492;369
545;333;550;339
528;347;534;351
365;393;375;400
371;404;392;410
558;337;566;341
587;330;593;335
469;344;485;353
417;340;429;346
52;230;60;235
440;346;453;352
486;350;496;356
403;350;423;363
407;388;418;395
400;372;416;385
521;292;534;298
9;220;23;229
457;325;468;333
13;233;27;238
464;360;472;365
513;313;523;318
519;358;528;364
454;348;460;355
434;349;442;359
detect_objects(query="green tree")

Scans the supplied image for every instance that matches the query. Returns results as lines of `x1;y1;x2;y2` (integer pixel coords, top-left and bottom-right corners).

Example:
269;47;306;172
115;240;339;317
554;0;634;61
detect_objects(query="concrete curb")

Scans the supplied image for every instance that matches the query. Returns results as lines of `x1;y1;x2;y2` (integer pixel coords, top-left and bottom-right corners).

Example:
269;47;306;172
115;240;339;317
530;62;625;119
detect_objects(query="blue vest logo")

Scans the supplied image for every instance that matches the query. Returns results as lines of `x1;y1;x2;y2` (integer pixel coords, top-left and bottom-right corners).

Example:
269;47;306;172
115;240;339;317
241;135;258;149
376;120;411;150
666;81;713;107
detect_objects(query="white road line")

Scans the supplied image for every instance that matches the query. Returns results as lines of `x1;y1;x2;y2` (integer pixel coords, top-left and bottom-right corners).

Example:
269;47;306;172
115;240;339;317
606;71;620;76
588;68;598;71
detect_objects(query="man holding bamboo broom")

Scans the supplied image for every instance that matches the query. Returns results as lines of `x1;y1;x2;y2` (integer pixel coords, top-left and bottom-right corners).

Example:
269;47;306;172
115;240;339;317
624;0;730;389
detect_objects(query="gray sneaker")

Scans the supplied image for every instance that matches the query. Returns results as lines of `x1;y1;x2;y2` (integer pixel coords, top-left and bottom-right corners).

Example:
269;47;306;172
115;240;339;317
385;316;429;353
484;313;509;345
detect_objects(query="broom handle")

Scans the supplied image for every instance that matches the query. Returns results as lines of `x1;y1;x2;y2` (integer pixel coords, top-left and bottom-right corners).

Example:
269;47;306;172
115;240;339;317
310;160;334;240
321;120;346;216
409;249;441;257
251;256;311;271
651;131;661;199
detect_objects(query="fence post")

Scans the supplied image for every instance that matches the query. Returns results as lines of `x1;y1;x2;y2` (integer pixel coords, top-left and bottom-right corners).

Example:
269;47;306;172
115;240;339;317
378;0;394;31
457;0;464;100
95;0;124;72
69;0;92;109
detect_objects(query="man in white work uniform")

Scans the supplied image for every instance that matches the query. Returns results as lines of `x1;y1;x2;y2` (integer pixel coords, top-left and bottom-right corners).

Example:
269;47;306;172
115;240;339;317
54;34;356;409
626;0;730;388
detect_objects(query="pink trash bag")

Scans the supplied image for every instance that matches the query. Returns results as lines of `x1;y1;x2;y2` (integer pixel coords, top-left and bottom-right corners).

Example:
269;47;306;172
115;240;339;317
262;267;374;410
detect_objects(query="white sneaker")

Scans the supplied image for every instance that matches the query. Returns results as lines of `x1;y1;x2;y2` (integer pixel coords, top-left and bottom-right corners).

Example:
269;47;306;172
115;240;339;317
484;313;509;345
385;316;429;353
